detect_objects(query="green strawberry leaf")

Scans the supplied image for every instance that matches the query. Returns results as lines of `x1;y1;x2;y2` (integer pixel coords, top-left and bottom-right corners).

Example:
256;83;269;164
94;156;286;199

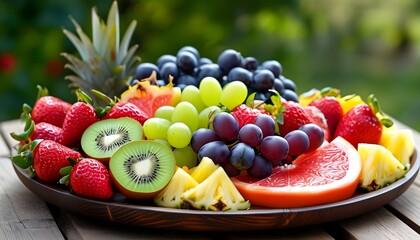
245;92;256;107
59;174;70;185
59;166;73;176
36;85;49;99
10;150;33;169
367;94;393;128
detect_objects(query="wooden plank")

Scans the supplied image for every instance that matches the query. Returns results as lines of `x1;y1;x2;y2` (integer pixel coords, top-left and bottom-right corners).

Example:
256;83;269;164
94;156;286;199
0;158;64;239
338;208;419;239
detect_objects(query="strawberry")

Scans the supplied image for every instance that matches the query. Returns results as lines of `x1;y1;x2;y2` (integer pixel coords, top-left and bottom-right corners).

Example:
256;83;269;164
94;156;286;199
61;101;99;148
309;96;343;140
62;158;114;199
31;122;63;143
11;139;83;182
333;103;382;148
278;101;312;136
28;86;72;127
102;101;148;125
231;104;263;128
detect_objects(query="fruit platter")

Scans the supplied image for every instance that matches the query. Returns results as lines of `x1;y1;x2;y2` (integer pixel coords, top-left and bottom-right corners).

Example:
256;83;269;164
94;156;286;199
10;1;419;231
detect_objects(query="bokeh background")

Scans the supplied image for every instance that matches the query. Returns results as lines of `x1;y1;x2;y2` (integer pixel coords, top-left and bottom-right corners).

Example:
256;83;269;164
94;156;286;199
1;0;419;130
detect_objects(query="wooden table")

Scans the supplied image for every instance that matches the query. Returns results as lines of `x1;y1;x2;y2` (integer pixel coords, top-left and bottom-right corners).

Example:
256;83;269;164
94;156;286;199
1;119;419;240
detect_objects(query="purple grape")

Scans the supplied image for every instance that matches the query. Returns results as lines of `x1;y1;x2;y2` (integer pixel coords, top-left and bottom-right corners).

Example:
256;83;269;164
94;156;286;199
177;51;198;74
247;154;273;179
273;78;285;94
198;141;230;165
212;112;239;142
281;76;296;91
284;130;310;156
160;62;179;83
254;114;276;137
223;160;241;177
217;49;242;75
197;63;223;82
156;54;176;69
229;143;255;170
191;128;220;153
242;57;259;71
227;67;252;86
238;124;263;147
259;135;289;162
135;63;161;80
261;60;282;77
299;123;325;152
251;69;275;92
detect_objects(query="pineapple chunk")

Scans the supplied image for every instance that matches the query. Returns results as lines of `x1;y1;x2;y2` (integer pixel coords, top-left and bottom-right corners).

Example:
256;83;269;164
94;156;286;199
380;129;414;169
358;143;407;191
338;94;365;114
189;157;219;183
153;167;199;208
182;167;250;211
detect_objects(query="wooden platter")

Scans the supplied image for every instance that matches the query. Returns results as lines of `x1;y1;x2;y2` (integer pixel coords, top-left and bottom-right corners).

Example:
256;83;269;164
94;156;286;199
12;150;418;231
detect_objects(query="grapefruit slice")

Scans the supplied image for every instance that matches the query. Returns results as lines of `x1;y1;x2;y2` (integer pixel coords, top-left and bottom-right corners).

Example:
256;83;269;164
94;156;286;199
120;72;181;118
232;137;362;208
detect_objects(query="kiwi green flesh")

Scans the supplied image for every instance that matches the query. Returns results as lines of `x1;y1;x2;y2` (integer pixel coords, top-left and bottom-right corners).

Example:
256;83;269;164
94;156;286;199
81;117;143;160
109;140;176;197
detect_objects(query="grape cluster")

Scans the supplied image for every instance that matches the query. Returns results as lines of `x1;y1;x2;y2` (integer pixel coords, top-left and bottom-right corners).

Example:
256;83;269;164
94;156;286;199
191;111;325;179
131;46;299;102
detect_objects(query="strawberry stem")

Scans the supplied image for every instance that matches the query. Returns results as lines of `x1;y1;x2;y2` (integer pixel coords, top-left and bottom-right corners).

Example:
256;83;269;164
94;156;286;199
367;94;393;128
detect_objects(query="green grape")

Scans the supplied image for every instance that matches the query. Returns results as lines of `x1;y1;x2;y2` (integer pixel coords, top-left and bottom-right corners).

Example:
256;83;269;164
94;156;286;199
171;101;199;132
143;118;171;140
167;122;192;148
198;106;222;129
153;139;172;150
199;77;222;107
173;145;198;168
220;81;248;110
181;85;206;112
154;106;174;121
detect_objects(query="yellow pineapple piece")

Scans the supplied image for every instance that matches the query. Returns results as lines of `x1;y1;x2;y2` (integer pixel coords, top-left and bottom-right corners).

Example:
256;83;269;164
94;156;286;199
299;88;321;106
188;157;219;183
153;167;199;208
338;94;365;114
182;167;250;211
358;143;407;191
380;129;415;169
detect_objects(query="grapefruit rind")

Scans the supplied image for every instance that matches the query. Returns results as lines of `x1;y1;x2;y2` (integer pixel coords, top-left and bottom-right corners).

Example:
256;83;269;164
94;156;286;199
232;137;362;208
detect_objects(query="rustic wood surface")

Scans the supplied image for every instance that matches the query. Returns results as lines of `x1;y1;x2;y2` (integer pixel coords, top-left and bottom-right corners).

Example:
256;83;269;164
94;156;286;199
1;119;419;240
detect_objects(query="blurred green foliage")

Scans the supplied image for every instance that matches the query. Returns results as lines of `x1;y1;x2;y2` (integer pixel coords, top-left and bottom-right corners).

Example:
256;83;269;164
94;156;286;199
1;0;419;131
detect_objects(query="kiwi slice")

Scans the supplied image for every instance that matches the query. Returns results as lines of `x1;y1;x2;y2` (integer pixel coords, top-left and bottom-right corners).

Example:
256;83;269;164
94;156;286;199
109;140;176;200
81;117;143;162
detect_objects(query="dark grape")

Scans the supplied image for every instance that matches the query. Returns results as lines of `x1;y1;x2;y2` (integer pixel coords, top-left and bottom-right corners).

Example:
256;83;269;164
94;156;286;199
284;130;310;156
191;128;220;153
259;135;289;162
281;89;299;102
212;112;239;142
177;51;198;74
251;69;275;92
281;76;296;91
299;123;325;152
157;54;176;69
227;67;252;86
197;63;223;82
247;154;273;179
177;74;197;86
178;46;200;60
261;60;282;77
254;91;270;102
160;62;179;83
198;141;230;165
229;142;255;170
242;57;259;71
238;124;263;147
135;63;160;80
254;114;276;137
199;57;213;66
223;160;241;177
217;49;242;75
273;78;285;93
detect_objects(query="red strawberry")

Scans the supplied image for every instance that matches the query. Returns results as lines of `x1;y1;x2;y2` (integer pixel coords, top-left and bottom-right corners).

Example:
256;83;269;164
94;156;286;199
333;103;382;148
231;104;263;128
309;96;343;140
11;139;83;182
67;158;114;199
102;101;148;125
32;96;72;127
61;102;99;148
31;122;63;143
278;101;312;136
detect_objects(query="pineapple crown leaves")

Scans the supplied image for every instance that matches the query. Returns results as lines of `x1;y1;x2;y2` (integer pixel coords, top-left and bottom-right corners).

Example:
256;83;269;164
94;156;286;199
367;94;394;128
61;1;140;105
